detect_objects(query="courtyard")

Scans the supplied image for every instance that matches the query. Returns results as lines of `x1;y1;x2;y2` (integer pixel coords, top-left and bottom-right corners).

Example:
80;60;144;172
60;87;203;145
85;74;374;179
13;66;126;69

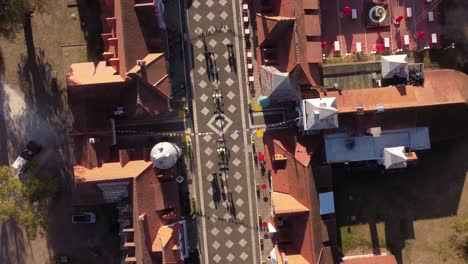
333;137;468;263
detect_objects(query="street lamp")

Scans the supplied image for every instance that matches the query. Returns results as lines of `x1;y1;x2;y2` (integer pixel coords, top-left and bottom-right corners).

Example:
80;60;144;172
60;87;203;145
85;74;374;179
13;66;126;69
443;43;455;51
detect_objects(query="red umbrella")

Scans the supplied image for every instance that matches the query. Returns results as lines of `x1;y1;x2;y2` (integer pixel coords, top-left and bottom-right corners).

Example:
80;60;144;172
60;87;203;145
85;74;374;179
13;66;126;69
321;41;327;48
261;184;267;190
395;16;404;23
343;6;352;16
417;31;426;39
375;43;384;53
262;221;268;228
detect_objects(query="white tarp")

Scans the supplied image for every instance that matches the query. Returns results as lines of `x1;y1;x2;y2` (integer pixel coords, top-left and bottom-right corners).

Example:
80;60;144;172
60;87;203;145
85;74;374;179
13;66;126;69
381;54;408;79
383;146;408;169
302;97;339;130
270;248;278;264
267;222;277;234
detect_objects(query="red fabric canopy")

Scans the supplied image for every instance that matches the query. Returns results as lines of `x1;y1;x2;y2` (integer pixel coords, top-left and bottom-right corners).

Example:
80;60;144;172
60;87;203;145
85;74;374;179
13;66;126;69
343;6;352;15
262;221;268;228
375;43;384;53
417;31;426;39
395;16;404;23
321;41;327;48
261;184;267;190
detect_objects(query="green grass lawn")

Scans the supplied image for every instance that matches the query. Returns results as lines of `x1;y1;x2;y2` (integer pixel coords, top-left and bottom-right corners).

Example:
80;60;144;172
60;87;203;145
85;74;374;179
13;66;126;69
340;223;387;256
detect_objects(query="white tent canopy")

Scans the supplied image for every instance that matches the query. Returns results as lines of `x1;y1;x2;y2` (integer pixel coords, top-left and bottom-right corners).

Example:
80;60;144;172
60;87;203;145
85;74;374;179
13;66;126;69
382;146;408;169
302;97;339;130
381;54;408;79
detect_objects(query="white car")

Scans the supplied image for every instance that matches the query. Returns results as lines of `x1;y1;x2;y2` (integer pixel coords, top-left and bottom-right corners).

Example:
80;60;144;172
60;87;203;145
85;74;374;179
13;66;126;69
72;212;96;224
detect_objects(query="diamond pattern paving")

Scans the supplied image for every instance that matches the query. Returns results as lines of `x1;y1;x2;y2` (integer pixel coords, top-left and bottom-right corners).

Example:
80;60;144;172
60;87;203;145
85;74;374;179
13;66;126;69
189;0;258;261
193;13;202;22
212;240;220;249
209;39;217;47
233;171;242;180
220;11;228;20
239;239;247;247
238;225;247;234
226;91;235;99
200;93;208;102
201;107;209;116
240;252;248;261
224;226;233;235
232;158;241;167
225;240;234;248
228;104;236;113
207;12;215;21
230;132;239;140
226;77;234;86
197;66;206;75
211;227;219;236
205;160;214;169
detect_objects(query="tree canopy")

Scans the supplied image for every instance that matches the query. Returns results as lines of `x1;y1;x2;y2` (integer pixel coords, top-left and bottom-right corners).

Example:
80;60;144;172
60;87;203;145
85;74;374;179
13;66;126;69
0;0;49;38
0;166;56;239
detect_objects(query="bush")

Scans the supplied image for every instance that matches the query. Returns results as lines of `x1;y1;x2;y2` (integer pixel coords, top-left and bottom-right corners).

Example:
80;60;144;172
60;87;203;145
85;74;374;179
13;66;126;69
190;197;197;219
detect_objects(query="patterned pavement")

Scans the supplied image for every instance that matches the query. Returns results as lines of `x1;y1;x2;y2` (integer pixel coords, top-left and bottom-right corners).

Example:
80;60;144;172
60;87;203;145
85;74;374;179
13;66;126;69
187;0;260;263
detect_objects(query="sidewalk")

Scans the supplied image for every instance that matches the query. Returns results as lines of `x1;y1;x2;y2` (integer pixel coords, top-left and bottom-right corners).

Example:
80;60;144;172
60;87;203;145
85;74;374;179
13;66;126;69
243;3;275;261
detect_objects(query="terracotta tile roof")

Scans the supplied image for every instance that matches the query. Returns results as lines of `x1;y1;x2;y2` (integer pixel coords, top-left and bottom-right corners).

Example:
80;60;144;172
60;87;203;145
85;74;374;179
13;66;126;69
272;192;310;214
127;53;171;99
154;182;180;211
342;255;397;264
256;15;295;47
119;0;152;74
306;42;323;63
132;167;182;263
66;61;124;86
303;0;319;10
152;225;176;252
285;254;310;263
327;69;467;113
74;160;153;182
304;15;321;36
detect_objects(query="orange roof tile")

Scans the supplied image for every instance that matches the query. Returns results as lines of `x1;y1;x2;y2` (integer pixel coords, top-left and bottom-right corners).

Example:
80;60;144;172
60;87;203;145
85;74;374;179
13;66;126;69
67;61;124;86
306;42;323;63
74;160;153;182
342;255;397;264
329;69;467;113
152;225;174;252
285;254;310;264
304;15;321;36
302;0;319;10
271;192;309;214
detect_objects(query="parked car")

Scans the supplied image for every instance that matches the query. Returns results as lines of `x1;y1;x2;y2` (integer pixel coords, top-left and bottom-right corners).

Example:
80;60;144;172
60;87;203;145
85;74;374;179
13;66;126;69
11;141;42;173
72;212;96;224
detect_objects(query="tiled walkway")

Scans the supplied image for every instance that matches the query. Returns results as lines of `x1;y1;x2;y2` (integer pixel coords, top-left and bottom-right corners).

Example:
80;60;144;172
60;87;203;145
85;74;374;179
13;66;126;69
187;0;260;263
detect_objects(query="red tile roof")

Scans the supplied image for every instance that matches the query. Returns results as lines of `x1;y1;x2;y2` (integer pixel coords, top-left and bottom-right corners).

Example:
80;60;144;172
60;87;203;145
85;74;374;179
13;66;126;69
74;160;153;182
264;129;327;263
326;69;467;114
133;167;181;263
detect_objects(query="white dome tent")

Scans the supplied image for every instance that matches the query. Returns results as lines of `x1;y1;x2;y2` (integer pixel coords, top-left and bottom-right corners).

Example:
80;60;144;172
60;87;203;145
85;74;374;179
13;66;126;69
381;146;408;169
150;142;181;170
381;54;408;79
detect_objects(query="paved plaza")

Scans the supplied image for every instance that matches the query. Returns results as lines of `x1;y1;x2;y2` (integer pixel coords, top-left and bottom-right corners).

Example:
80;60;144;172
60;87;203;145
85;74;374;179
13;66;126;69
186;0;260;263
